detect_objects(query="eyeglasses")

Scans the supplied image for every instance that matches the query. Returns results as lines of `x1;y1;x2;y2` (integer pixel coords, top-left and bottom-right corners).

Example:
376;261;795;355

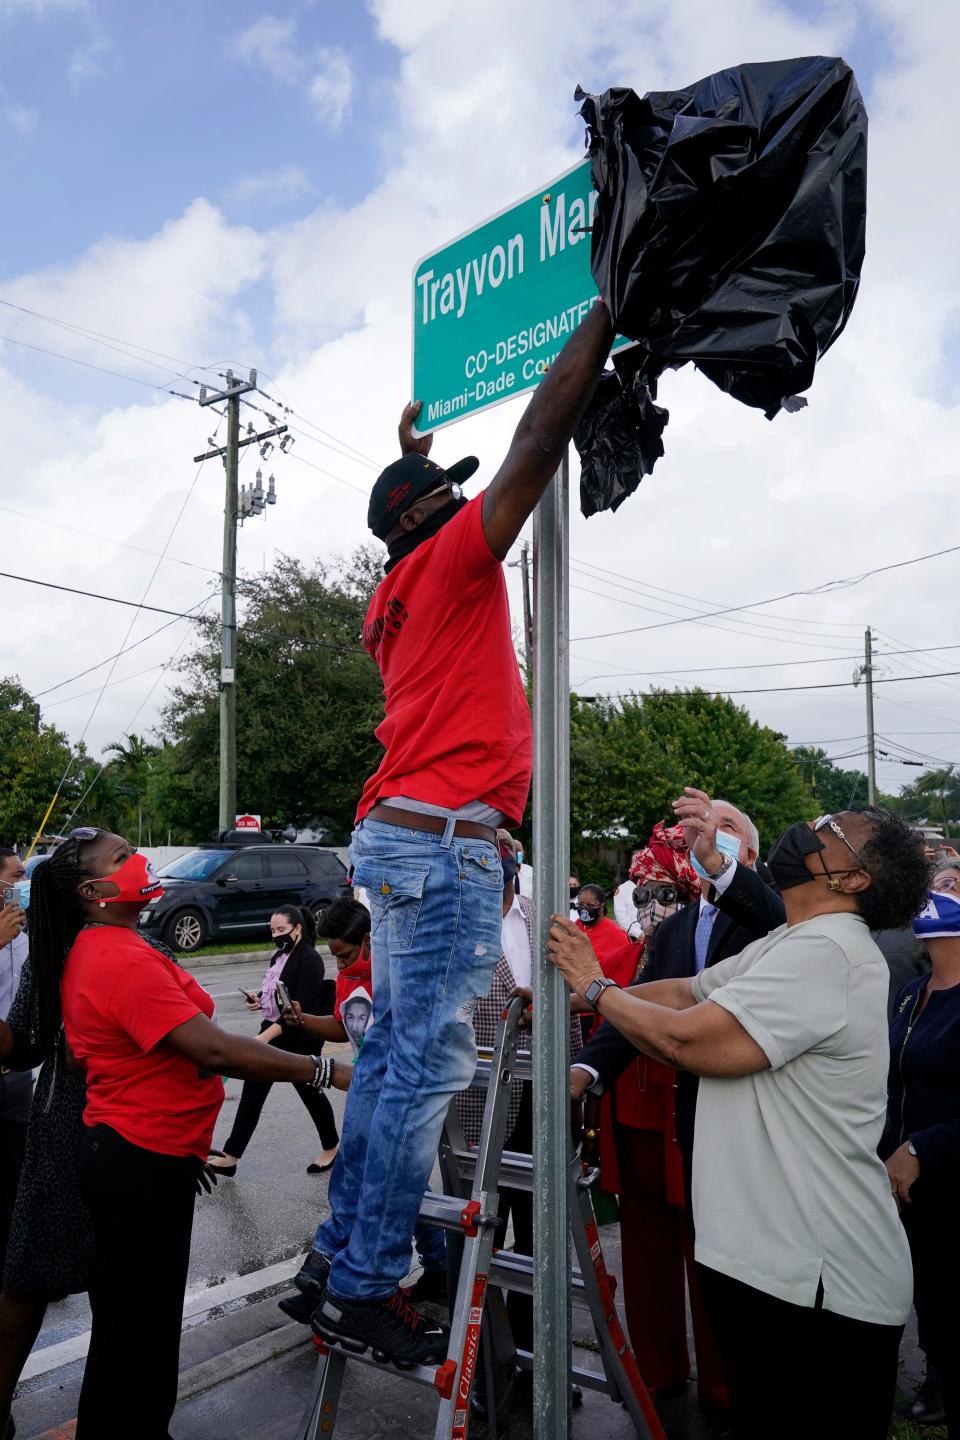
934;873;960;893
813;814;867;870
633;882;681;907
417;481;463;506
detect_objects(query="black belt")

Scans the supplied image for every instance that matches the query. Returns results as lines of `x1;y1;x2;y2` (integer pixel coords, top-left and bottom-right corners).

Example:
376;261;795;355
367;804;496;844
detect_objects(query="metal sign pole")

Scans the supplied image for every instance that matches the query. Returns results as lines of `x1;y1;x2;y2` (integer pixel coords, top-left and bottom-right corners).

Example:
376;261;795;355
532;450;572;1439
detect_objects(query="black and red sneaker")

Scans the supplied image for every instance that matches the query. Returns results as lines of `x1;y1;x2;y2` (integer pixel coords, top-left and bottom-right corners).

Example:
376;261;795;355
311;1288;450;1369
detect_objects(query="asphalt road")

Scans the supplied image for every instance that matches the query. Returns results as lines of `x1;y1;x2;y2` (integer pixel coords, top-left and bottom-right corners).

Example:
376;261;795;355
31;956;350;1356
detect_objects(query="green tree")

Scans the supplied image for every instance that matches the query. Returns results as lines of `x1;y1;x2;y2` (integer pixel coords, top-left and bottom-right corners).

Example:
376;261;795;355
565;688;814;878
791;746;872;813
99;733;159;844
0;676;74;846
896;766;960;836
160;549;385;842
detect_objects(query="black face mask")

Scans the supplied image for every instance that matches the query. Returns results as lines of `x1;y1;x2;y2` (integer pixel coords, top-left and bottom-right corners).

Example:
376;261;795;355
578;905;603;924
500;852;519;887
385;497;467;572
766;823;826;890
273;931;296;953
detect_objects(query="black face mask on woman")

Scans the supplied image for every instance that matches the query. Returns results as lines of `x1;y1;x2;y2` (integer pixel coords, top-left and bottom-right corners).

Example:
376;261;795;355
766;822;829;890
273;931;296;954
385;497;467;572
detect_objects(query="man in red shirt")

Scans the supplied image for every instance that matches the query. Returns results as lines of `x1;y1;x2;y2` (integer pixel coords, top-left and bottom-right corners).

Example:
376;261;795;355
300;299;615;1366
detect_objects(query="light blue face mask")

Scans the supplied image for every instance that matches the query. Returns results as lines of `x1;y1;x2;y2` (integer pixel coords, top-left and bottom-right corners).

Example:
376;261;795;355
4;880;29;910
690;828;741;883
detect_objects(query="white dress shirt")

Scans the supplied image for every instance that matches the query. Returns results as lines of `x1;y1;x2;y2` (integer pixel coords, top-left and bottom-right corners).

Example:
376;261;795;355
501;892;532;989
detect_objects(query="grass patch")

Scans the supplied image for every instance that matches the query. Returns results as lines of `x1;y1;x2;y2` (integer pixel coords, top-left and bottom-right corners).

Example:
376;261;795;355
890;1420;947;1440
188;939;277;958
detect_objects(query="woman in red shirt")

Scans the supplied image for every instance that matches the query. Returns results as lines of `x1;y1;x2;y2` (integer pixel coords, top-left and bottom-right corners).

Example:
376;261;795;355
32;828;349;1440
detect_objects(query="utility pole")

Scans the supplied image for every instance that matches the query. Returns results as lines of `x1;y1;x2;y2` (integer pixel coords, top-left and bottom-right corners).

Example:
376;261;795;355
508;541;535;678
196;369;288;834
520;540;533;677
854;626;877;807
864;626;877;807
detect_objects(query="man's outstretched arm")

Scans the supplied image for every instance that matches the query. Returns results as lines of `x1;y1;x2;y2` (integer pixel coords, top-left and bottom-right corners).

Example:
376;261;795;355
481;300;613;559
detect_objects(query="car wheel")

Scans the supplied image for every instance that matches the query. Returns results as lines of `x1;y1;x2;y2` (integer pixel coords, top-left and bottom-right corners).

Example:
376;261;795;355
166;907;208;954
311;902;329;933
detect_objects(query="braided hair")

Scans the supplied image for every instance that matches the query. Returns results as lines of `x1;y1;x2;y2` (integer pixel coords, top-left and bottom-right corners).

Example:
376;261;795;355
28;831;102;1047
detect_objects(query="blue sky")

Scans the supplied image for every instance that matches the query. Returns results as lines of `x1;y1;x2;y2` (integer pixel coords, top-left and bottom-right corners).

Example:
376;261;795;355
1;0;959;803
0;2;399;277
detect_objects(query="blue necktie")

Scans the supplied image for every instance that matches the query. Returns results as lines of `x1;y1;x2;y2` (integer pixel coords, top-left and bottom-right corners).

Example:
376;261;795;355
695;903;717;973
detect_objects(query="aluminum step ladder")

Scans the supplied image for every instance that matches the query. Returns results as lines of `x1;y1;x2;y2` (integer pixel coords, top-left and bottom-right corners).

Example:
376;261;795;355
295;996;665;1440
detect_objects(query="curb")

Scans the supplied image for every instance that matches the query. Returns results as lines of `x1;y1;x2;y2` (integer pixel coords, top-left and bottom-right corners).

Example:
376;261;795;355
185;944;332;969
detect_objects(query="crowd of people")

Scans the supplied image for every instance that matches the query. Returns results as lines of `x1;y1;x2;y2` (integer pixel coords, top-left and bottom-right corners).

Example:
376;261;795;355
0;305;958;1440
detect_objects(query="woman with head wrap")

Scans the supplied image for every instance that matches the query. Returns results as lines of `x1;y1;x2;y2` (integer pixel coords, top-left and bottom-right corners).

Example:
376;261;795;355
881;887;960;1437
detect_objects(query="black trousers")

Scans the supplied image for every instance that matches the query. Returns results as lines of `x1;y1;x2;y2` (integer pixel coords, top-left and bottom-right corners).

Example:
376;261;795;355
224;1075;339;1159
697;1264;903;1440
904;1201;959;1436
77;1124;198;1440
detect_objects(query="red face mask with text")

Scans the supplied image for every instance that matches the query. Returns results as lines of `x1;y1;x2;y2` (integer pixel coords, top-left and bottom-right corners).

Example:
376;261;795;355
96;852;164;905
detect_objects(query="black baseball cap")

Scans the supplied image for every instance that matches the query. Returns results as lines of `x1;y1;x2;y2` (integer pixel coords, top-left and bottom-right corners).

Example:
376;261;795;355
367;452;480;541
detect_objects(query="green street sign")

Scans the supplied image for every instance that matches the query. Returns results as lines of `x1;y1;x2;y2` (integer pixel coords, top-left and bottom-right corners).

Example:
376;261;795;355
412;160;629;433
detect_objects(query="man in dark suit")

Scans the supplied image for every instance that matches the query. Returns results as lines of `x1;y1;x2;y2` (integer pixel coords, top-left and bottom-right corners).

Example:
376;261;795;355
571;790;785;1413
573;789;784;1134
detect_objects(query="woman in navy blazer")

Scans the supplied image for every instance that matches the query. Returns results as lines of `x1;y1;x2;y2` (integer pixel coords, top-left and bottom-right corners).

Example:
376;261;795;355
882;885;960;1438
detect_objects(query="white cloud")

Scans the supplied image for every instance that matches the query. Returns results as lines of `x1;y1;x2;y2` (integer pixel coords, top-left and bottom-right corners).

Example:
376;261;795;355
68;29;110;85
4;0;960;797
227;164;315;207
231;14;353;128
231;14;297;79
0;200;266;378
307;45;353;128
4;100;36;134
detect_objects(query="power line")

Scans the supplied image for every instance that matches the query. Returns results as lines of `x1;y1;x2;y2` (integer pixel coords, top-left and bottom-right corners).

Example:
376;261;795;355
570;557;864;638
33;600;215;698
587;667;960;700
0;569;216;618
572;540;960;644
0;330;198;400
0;503;221;576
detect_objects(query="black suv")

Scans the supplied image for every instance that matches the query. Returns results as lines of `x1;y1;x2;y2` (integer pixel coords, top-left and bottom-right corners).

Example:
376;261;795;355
139;842;348;954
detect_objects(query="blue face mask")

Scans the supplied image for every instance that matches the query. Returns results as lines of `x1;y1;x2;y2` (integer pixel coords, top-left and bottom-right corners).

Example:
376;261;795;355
690;828;741;883
4;880;29;910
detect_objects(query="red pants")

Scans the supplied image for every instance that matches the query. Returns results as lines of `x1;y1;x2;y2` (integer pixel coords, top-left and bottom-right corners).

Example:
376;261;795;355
614;1126;727;1409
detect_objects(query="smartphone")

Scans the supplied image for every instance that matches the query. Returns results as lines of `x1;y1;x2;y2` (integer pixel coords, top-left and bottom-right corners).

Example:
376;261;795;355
275;979;293;1012
239;989;258;1004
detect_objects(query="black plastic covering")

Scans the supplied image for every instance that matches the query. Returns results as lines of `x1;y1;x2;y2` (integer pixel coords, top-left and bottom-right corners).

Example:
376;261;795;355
573;57;867;515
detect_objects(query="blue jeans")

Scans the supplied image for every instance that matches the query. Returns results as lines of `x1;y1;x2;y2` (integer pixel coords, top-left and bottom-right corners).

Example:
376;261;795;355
314;817;502;1300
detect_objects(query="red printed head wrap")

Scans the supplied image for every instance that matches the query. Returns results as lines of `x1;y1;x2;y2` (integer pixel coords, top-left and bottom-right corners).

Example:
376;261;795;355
628;821;701;902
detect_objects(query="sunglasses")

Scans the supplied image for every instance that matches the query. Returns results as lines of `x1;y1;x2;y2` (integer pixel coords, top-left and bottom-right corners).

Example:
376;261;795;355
68;827;100;841
633;882;682;907
813;814;867;870
417;480;463;506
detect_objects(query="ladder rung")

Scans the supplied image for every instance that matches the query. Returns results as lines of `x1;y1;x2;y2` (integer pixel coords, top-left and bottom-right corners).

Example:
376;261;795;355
473;1052;533;1085
512;1350;618;1398
489;1250;588;1301
450;1146;534;1190
311;1338;457;1397
418;1191;498;1234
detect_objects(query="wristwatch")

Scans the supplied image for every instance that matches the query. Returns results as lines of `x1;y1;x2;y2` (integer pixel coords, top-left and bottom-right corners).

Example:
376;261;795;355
703;854;733;882
582;977;621;1012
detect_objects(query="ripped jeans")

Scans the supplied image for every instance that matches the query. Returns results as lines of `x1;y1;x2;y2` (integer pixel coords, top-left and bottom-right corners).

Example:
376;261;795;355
314;817;502;1301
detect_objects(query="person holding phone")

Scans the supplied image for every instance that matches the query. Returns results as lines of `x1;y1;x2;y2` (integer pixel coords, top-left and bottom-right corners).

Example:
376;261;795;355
208;905;339;1178
28;828;351;1440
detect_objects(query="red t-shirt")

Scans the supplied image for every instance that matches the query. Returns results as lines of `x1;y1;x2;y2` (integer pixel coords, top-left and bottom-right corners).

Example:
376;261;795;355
62;928;224;1159
356;493;532;827
576;917;644;988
